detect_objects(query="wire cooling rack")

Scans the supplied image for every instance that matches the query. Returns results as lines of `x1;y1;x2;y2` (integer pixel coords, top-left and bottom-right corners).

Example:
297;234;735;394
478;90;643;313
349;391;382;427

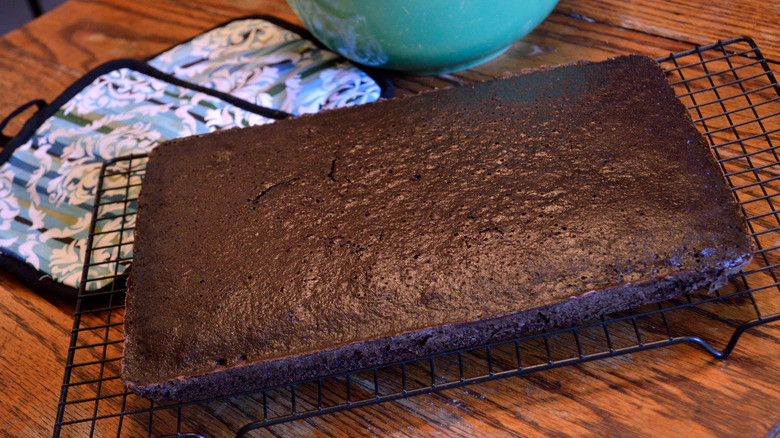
54;37;780;437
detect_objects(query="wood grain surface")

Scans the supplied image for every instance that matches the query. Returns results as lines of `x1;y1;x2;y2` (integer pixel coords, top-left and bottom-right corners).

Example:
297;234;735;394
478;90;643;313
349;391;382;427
0;0;778;437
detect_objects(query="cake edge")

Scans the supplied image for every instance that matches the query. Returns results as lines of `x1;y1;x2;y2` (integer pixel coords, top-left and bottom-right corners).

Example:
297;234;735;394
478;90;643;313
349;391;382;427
122;253;752;402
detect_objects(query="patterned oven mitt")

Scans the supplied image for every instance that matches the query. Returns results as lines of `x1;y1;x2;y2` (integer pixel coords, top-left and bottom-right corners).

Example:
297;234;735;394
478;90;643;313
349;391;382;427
148;16;388;115
0;16;391;298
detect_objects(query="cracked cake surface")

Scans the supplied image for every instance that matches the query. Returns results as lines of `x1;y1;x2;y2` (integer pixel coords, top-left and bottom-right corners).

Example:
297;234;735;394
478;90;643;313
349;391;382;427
123;55;754;401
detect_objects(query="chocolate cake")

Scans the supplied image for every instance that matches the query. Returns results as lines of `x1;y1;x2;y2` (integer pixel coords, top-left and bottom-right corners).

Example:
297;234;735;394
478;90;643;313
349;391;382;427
122;55;754;401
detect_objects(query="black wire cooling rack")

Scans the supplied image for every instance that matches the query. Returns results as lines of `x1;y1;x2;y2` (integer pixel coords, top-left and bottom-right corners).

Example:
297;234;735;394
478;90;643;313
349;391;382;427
54;37;780;437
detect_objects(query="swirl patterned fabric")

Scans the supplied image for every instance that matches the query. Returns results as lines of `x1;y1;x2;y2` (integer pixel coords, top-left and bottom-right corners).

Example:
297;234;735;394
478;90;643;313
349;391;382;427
148;18;382;115
0;18;385;291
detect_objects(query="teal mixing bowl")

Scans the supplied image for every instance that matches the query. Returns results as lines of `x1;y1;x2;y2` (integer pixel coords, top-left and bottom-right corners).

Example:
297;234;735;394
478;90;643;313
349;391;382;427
286;0;559;75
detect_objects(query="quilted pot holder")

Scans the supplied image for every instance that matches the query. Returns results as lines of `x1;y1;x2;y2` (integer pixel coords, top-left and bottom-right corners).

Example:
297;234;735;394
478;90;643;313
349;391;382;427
148;16;390;115
0;16;392;298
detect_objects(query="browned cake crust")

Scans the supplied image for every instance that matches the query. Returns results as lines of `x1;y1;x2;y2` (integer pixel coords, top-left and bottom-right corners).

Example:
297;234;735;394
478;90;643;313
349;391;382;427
122;55;754;401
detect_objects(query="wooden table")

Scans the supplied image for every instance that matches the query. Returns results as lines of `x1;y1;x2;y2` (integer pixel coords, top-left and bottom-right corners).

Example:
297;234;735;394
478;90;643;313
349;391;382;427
1;0;779;436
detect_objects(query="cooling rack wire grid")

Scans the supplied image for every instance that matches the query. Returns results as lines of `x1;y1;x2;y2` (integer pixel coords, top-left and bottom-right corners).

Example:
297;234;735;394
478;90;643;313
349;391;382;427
54;37;780;437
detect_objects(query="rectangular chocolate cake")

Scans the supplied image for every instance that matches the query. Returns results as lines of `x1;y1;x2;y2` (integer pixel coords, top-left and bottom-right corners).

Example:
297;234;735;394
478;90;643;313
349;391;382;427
122;55;754;401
